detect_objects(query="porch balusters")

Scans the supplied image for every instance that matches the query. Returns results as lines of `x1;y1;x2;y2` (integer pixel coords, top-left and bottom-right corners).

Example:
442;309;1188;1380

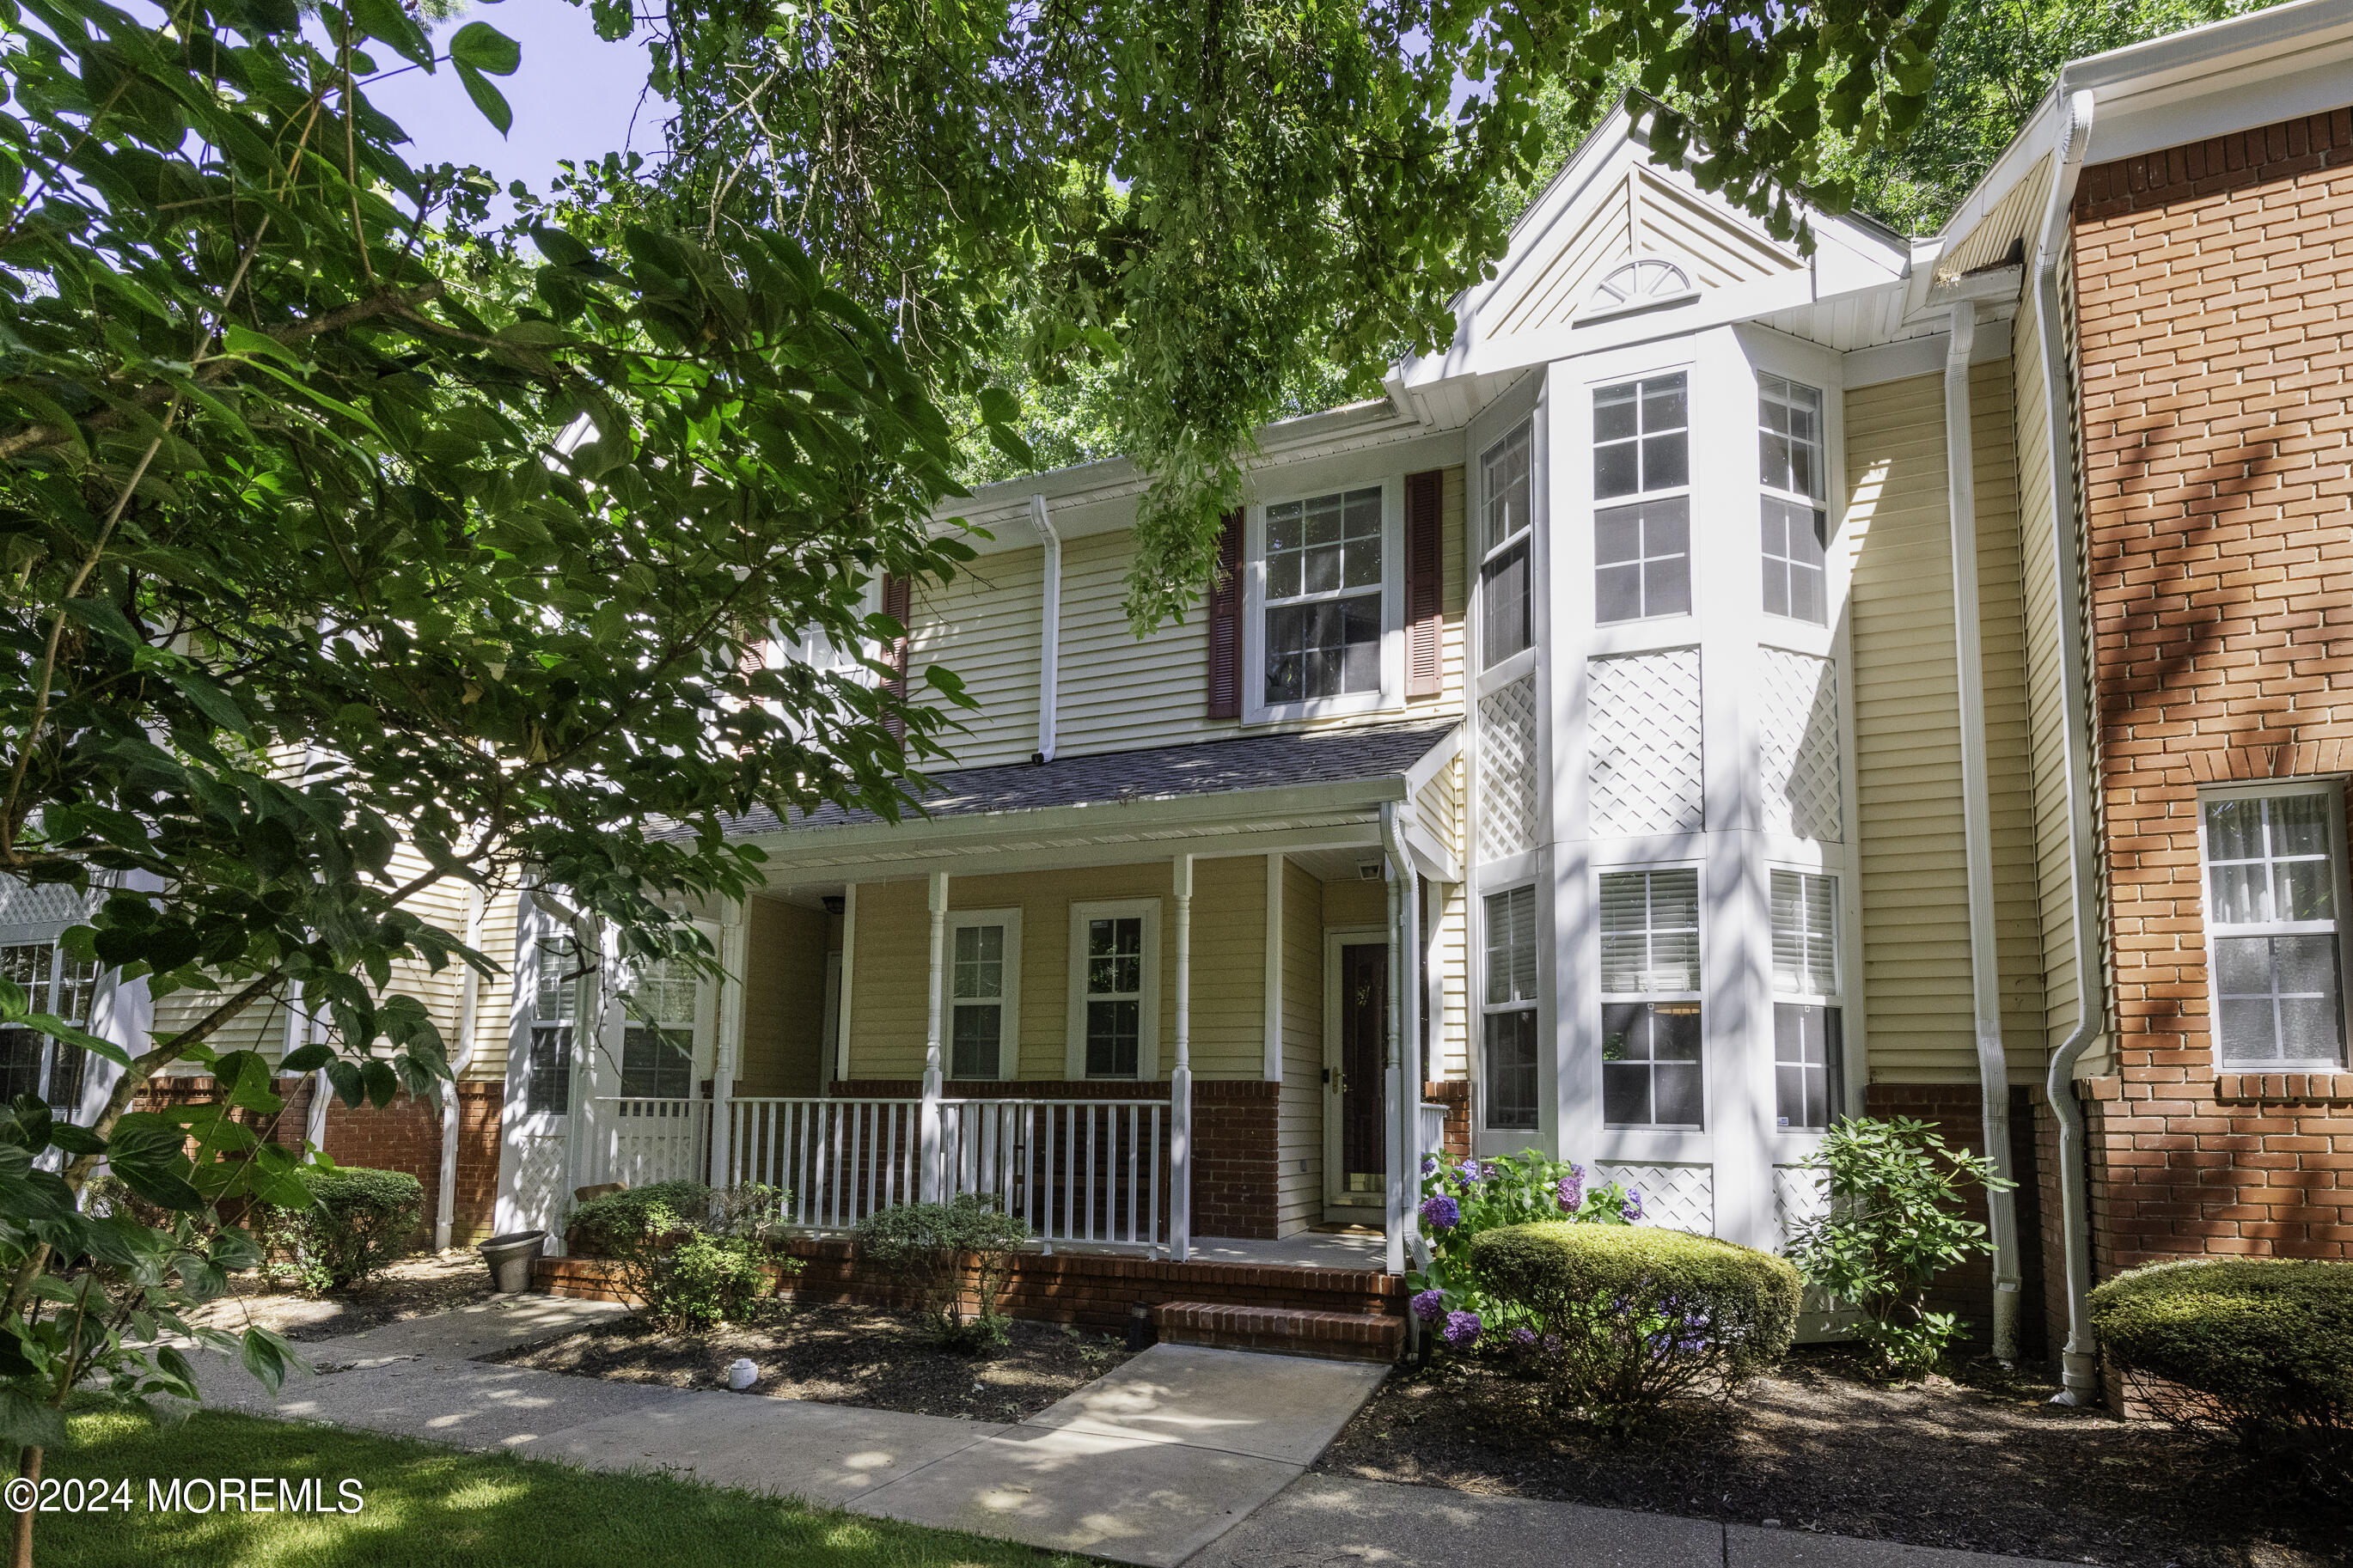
1170;853;1193;1263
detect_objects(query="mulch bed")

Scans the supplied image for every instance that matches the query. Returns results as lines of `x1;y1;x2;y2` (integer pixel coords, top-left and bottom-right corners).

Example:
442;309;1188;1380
1313;1347;2349;1567
492;1302;1140;1423
189;1250;499;1343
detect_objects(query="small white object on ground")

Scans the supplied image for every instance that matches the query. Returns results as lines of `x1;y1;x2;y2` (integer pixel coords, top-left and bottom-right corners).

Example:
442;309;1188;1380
726;1358;757;1391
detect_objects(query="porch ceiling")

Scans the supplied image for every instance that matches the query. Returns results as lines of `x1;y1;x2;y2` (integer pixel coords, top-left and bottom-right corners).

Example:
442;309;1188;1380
702;717;1461;881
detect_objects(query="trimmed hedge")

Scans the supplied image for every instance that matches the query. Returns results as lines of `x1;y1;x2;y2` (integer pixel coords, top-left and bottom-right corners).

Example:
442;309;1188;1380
568;1181;714;1257
2089;1257;2352;1491
855;1195;1030;1349
1470;1222;1802;1433
269;1165;425;1292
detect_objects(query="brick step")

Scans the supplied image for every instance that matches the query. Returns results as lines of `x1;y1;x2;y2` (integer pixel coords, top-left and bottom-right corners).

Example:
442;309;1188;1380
1153;1301;1403;1363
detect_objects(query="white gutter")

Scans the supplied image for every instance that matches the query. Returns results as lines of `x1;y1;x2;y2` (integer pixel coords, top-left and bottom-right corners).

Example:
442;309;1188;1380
1943;300;2025;1364
434;882;485;1251
2029;86;2106;1406
1030;494;1061;763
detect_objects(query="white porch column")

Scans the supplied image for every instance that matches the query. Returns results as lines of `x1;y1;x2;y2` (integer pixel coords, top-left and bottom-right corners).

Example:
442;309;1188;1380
1170;853;1194;1261
920;871;948;1202
709;902;747;1190
435;882;486;1251
1380;803;1419;1276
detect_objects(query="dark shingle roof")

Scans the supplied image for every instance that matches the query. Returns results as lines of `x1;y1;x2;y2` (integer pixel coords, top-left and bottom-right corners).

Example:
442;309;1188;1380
696;718;1459;840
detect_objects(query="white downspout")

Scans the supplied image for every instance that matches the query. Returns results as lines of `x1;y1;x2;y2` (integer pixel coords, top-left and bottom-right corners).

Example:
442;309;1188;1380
1030;494;1061;764
1170;853;1195;1261
2030;84;2107;1406
1944;300;2024;1364
1381;803;1421;1277
920;871;947;1203
434;882;486;1251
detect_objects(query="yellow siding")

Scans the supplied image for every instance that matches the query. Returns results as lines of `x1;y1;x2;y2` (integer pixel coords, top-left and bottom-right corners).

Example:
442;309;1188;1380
1944;156;2053;279
1433;880;1468;1081
842;859;1267;1082
467;880;521;1082
737;895;833;1096
1846;372;1974;1082
1415;753;1464;864
1321;876;1388;931
1054;531;1213;757
1277;860;1325;1234
1970;358;2050;1075
913;545;1043;769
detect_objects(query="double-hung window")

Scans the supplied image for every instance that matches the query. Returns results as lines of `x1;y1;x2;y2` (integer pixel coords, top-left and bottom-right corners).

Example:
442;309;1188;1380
1070;900;1158;1079
1593;374;1690;625
1479;424;1534;668
1599;869;1702;1127
1264;487;1384;705
620;955;697;1102
1759;376;1829;624
0;942;99;1113
948;911;1019;1080
1770;869;1843;1128
526;936;578;1116
2202;787;2350;1068
1482;885;1540;1129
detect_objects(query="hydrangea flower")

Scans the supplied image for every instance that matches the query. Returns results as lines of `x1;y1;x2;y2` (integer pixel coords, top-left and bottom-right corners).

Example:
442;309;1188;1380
1555;1163;1585;1213
1457;1158;1486;1183
1418;1193;1461;1230
1623;1187;1645;1223
1442;1309;1482;1349
1419;1153;1438;1176
1411;1288;1446;1323
1507;1326;1538;1351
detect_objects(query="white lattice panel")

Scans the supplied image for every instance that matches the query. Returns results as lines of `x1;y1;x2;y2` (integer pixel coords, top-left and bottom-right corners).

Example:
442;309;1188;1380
1774;1162;1830;1246
1588;649;1703;838
0;877;95;935
1476;676;1540;863
1758;648;1843;842
1593;1161;1714;1234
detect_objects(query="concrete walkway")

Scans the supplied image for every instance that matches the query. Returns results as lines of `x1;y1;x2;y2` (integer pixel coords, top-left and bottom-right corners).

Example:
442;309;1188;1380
196;1304;2081;1568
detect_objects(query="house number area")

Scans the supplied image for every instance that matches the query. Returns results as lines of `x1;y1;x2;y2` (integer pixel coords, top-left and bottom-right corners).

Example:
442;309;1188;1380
5;1476;366;1515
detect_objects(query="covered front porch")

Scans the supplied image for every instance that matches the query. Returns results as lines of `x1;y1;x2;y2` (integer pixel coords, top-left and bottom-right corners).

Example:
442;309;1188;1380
578;722;1466;1275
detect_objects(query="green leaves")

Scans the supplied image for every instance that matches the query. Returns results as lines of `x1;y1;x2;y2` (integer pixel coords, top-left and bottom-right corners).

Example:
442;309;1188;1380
449;21;523;137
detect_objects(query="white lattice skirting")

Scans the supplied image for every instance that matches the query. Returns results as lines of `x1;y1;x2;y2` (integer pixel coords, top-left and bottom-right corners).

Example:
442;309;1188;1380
1588;647;1704;839
1592;1161;1714;1234
1757;646;1843;842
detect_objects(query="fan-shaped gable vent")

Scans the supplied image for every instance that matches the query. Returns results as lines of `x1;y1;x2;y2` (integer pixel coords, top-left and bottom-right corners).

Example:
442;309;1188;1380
1580;258;1698;322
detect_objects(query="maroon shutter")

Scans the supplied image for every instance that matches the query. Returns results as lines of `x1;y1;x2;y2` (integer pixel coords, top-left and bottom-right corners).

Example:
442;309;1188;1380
1205;509;1244;719
1404;469;1444;699
881;572;912;742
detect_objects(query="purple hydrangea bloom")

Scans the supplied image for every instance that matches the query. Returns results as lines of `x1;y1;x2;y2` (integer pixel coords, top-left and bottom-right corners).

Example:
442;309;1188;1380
1457;1159;1486;1183
1555;1163;1585;1213
1623;1187;1645;1223
1411;1288;1446;1324
1442;1309;1482;1349
1419;1193;1461;1230
1420;1153;1438;1176
1508;1327;1538;1351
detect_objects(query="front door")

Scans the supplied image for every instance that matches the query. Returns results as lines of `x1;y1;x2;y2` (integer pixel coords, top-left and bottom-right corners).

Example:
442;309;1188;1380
1332;941;1388;1211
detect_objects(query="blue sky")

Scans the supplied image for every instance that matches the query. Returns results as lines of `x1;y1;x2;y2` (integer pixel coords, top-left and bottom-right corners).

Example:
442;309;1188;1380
369;0;658;213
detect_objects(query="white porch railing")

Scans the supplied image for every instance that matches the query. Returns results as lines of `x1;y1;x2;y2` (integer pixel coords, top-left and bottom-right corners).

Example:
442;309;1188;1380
724;1095;1169;1251
584;1097;712;1190
1418;1101;1450;1166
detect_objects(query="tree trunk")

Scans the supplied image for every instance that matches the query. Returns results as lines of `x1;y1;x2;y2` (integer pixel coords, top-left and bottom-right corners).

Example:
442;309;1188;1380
13;1443;40;1568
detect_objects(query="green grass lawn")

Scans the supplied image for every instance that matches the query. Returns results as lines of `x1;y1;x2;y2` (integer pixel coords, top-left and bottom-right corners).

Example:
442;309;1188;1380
33;1409;1094;1568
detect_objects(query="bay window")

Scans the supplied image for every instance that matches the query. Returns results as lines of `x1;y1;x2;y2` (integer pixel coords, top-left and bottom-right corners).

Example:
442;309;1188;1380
1479;424;1533;668
0;941;97;1113
1759;375;1829;625
1770;869;1843;1129
1593;374;1690;625
1599;868;1703;1127
1482;885;1539;1130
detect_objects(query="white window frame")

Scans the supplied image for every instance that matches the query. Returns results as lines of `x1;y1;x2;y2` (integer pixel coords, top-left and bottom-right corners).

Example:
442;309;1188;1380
1066;898;1160;1080
523;931;584;1123
1769;866;1844;1130
1757;374;1830;627
0;938;101;1115
1598;863;1705;1130
1243;477;1403;724
1590;369;1695;628
946;907;1022;1082
2197;778;2353;1072
1477;421;1536;676
616;953;703;1103
1479;882;1542;1132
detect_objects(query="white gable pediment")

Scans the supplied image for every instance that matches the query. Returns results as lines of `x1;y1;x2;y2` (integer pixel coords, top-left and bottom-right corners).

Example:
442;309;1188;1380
1394;101;1910;405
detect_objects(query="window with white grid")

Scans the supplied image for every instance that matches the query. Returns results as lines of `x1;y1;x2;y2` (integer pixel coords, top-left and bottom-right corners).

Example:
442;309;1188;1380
1594;374;1690;625
1599;869;1702;1127
1758;375;1829;625
1264;487;1384;704
948;910;1020;1080
1480;423;1533;668
1770;869;1843;1129
2202;787;2350;1069
0;941;99;1113
527;936;578;1116
1482;885;1539;1130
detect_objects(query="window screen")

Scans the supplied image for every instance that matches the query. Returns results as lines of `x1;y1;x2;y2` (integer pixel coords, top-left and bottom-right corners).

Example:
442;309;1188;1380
1265;488;1383;703
1482;886;1540;1130
2203;791;2348;1067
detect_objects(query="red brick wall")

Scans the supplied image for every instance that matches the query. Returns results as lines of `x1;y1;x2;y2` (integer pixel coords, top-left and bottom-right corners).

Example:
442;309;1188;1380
1861;1083;2048;1356
2069;105;2353;1272
1422;1079;1472;1163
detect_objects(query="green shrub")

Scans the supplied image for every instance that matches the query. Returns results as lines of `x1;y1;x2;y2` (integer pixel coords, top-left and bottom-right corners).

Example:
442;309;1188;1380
1782;1115;2011;1375
265;1165;425;1293
1404;1150;1638;1346
1470;1222;1802;1436
571;1181;796;1333
854;1195;1030;1349
2090;1258;2353;1494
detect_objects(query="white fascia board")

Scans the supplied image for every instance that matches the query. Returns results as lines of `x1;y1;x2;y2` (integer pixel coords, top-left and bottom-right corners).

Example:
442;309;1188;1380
755;816;1395;885
1844;311;2014;391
